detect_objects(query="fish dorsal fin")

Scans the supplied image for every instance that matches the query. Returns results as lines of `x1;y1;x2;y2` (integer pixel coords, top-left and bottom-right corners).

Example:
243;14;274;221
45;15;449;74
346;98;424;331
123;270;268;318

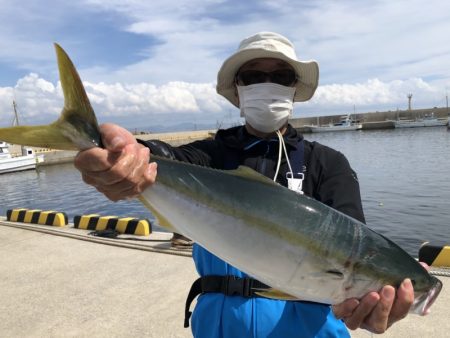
228;165;278;186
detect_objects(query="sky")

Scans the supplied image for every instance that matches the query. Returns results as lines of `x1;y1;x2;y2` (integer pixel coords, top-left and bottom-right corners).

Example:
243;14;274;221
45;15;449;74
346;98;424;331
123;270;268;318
1;0;449;131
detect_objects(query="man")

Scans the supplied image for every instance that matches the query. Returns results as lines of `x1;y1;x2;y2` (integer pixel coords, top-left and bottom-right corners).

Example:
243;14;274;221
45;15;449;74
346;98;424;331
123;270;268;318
75;32;414;337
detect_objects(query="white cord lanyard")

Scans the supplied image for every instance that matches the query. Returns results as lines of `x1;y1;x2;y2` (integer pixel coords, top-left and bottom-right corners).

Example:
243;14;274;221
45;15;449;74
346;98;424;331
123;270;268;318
274;131;304;194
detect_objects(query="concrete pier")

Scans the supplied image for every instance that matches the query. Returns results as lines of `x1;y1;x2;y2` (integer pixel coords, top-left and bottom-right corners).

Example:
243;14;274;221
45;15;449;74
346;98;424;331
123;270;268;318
0;218;448;337
0;219;196;338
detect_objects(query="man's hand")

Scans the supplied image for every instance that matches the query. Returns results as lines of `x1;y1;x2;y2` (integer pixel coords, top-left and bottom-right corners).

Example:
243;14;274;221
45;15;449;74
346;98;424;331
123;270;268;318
74;123;157;201
333;278;414;334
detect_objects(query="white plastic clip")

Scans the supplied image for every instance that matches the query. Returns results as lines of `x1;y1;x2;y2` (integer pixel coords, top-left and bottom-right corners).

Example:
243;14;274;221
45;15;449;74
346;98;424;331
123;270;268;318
286;172;304;195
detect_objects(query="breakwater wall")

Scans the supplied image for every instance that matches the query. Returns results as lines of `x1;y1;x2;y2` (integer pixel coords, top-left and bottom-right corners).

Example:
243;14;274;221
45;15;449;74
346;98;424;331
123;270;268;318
8;130;216;166
290;106;449;128
136;129;216;146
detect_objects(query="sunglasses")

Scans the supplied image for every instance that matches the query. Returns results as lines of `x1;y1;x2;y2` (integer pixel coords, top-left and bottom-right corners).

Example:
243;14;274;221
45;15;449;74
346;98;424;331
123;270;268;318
236;69;297;87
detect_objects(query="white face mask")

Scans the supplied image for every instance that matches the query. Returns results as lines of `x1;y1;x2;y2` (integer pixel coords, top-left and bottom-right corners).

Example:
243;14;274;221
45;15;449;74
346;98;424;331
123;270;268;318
237;83;296;133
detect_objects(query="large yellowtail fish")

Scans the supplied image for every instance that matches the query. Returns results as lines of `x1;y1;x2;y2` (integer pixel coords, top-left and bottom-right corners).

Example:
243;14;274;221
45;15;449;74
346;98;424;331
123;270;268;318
0;44;442;314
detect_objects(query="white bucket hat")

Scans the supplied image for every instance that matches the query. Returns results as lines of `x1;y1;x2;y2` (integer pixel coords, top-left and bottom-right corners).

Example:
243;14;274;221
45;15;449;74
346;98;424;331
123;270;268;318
216;32;319;107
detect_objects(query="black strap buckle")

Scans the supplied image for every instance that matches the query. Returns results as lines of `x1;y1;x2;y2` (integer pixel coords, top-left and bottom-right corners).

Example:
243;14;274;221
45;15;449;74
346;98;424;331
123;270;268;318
184;275;270;328
222;275;251;297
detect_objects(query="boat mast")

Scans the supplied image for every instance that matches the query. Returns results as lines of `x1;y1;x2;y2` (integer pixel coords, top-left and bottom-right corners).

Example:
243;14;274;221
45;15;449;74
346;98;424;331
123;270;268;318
446;93;448;116
446;94;449;131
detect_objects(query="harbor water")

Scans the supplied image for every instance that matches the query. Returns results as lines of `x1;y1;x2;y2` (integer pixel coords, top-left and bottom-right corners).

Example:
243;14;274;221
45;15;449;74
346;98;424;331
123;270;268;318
1;126;449;256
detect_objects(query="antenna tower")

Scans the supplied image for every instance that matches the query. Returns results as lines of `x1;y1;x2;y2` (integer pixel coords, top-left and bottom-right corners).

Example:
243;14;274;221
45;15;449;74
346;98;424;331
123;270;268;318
407;93;413;111
12;100;20;126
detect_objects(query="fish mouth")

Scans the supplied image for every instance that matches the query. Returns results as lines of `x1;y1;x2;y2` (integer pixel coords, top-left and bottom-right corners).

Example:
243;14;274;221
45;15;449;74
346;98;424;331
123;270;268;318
411;277;443;315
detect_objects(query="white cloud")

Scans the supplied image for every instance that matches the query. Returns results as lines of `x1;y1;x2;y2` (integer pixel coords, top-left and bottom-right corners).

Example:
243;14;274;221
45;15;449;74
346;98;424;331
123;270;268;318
0;74;62;125
83;81;224;117
1;73;447;130
301;78;447;116
0;73;229;128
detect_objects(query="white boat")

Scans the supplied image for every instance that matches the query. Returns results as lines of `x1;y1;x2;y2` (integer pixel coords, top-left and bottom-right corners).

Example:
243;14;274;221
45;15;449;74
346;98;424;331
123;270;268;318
0;142;43;174
393;119;425;128
393;113;448;128
0;102;44;174
308;114;362;133
423;115;448;127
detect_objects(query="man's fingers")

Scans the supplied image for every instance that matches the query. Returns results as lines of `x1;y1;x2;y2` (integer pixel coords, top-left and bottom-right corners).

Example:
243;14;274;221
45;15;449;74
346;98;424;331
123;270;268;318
130;147;151;180
145;162;158;182
341;280;415;333
83;148;149;186
74;147;117;172
332;299;359;320
100;123;138;152
344;292;379;330
94;163;155;201
73;122;155;202
361;286;395;334
388;279;414;325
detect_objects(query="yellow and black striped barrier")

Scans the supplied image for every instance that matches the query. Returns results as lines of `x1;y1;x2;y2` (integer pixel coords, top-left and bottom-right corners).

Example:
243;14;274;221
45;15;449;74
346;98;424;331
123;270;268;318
73;214;151;236
419;243;450;267
6;208;68;227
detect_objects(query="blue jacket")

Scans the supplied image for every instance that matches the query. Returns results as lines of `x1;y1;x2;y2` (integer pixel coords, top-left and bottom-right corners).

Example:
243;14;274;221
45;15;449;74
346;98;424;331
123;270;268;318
191;245;350;338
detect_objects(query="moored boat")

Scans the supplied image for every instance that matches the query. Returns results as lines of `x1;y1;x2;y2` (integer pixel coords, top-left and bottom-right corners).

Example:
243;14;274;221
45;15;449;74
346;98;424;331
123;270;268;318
307;114;362;133
0;101;45;174
0;142;43;174
393;113;448;128
393;119;426;128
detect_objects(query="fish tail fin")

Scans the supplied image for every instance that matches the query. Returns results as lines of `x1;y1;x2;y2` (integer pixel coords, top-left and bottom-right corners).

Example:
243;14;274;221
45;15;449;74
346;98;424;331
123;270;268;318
0;124;78;150
52;43;102;150
0;44;101;151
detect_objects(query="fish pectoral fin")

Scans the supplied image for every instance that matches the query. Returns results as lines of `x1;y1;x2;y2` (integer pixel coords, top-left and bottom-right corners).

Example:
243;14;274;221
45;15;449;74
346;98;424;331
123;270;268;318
308;269;345;280
229;166;278;185
325;269;345;280
254;288;299;301
137;195;177;233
